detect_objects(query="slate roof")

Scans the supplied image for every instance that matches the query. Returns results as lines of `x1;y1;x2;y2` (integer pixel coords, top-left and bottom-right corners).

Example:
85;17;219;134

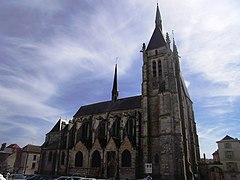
48;119;68;133
74;95;141;117
48;119;61;133
146;27;166;50
221;135;234;141
180;73;191;100
146;4;166;50
42;141;59;149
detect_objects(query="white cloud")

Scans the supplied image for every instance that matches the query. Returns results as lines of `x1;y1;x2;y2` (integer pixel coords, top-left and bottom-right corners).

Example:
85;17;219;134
0;0;239;157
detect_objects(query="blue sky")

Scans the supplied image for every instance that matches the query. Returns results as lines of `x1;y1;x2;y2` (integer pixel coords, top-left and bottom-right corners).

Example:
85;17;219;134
0;0;240;158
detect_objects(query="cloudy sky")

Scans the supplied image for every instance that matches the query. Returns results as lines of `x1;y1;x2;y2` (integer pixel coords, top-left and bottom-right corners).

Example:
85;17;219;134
0;0;240;158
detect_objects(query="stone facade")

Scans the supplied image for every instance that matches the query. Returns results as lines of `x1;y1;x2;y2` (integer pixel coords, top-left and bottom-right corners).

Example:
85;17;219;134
198;135;240;180
39;4;200;180
216;135;240;180
0;144;22;174
18;144;41;175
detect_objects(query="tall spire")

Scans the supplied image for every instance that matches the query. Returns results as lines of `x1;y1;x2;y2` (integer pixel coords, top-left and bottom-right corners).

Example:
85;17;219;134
146;3;166;50
155;3;162;30
173;38;178;57
112;64;118;102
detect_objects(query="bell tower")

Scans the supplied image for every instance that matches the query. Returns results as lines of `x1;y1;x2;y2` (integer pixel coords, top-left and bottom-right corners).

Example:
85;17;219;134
141;4;200;179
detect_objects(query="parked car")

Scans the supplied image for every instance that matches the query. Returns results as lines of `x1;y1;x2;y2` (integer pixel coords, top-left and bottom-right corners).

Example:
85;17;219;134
55;176;83;180
8;174;25;180
26;175;52;180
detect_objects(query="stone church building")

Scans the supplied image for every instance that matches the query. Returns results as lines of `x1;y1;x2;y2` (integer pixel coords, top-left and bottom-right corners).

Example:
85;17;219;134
39;4;200;180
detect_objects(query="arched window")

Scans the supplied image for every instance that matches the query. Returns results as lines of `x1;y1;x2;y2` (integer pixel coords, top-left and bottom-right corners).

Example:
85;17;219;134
53;152;57;163
122;149;131;167
154;154;159;164
61;152;65;165
92;150;101;167
152;61;156;77
110;117;120;138
155;50;158;55
158;60;162;77
125;118;134;137
97;121;107;139
75;151;83;167
77;121;92;148
48;151;52;162
81;122;88;138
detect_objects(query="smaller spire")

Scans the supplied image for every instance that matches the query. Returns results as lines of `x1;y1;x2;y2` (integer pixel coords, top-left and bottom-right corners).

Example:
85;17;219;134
166;32;170;47
155;3;162;30
112;64;119;102
173;39;177;52
172;30;178;56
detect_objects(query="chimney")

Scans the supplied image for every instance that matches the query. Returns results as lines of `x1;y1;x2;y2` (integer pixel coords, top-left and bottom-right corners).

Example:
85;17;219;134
203;153;206;163
1;143;7;151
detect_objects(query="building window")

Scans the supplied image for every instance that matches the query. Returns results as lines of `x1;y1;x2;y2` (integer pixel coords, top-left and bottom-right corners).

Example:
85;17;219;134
225;142;232;149
75;151;83;167
158;60;162;77
97;121;107;139
53;152;57;163
154;154;159;164
110;117;120;138
31;163;35;169
226;162;238;172
33;155;36;161
152;61;156;77
230;174;237;180
61;152;65;165
77;121;91;141
92;150;101;167
225;151;234;159
125;118;134;137
48;151;52;162
122;149;131;167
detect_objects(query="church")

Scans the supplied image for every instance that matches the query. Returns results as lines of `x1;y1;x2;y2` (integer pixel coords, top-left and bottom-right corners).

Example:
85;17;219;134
39;4;200;180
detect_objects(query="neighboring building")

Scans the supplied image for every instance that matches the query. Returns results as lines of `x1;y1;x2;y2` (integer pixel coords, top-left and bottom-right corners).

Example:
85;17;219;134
18;144;41;175
217;135;240;180
199;135;240;180
40;4;200;180
198;153;224;180
0;143;21;174
0;144;40;175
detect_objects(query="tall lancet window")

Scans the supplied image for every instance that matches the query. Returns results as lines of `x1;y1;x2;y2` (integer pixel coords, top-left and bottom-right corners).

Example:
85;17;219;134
158;60;162;78
152;61;157;77
61;152;65;165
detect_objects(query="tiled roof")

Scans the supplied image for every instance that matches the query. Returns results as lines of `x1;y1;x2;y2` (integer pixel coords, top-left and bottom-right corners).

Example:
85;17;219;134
22;144;41;153
74;95;141;117
7;144;20;150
